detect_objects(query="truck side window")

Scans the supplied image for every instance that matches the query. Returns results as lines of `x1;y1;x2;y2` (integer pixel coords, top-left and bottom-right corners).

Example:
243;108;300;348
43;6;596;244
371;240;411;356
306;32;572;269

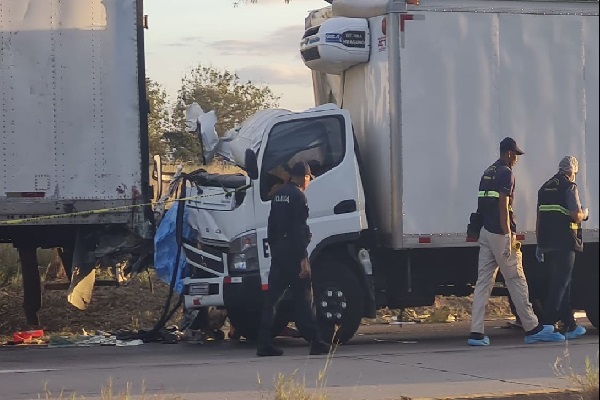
260;116;345;201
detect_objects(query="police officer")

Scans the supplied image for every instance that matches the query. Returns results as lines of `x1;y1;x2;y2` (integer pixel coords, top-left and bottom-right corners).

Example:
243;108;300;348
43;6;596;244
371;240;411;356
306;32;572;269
536;156;589;340
469;137;565;346
256;161;330;357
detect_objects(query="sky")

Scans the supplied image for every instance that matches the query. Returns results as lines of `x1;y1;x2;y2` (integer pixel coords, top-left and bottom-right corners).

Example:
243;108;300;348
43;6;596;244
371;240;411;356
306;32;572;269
144;0;327;112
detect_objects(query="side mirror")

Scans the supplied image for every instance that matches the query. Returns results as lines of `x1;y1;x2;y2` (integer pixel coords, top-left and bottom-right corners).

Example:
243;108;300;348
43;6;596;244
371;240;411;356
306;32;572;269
245;148;259;180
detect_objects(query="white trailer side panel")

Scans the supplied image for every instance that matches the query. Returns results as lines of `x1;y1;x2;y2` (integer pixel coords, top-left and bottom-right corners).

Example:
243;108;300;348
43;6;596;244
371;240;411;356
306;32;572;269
341;14;394;241
399;9;599;240
0;0;142;207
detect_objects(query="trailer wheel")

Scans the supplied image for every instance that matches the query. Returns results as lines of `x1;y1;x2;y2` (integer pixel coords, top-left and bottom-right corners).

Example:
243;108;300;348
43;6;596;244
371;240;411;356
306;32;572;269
313;259;364;345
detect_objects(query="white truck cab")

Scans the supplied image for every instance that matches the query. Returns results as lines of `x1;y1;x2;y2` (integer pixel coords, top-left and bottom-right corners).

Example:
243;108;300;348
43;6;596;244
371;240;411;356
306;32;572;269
182;105;371;342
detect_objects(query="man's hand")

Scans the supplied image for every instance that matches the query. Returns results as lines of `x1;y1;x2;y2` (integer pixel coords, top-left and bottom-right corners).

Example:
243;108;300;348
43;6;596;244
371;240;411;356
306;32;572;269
299;258;311;279
502;234;512;259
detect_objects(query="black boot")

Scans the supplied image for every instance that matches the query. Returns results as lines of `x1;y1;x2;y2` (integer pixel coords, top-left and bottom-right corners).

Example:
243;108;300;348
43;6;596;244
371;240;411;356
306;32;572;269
257;344;284;357
309;341;330;355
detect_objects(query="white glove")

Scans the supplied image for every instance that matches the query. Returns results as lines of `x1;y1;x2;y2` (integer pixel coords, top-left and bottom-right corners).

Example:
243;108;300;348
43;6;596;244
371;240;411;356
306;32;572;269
582;207;589;221
535;246;544;263
502;234;512;259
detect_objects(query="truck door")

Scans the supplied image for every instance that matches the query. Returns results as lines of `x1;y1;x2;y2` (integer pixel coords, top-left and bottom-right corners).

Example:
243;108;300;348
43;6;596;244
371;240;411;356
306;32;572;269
253;109;365;287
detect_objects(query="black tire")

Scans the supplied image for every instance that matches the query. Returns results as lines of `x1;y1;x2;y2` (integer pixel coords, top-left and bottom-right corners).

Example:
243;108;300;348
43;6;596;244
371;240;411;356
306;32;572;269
571;243;599;328
313;259;364;345
586;305;598;328
585;285;599;328
227;300;292;341
227;307;261;341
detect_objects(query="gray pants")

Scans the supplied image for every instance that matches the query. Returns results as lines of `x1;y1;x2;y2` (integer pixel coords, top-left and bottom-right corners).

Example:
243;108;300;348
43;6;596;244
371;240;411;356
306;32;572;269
471;228;539;333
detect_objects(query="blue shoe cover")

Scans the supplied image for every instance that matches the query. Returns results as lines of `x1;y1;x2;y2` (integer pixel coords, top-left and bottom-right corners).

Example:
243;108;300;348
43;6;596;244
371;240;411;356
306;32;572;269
468;336;490;346
524;325;565;344
565;325;586;340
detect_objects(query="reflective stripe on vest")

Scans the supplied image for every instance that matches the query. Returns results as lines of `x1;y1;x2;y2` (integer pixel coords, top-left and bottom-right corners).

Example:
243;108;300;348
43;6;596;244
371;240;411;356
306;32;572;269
538;204;569;215
478;191;513;212
538;204;579;230
478;191;499;198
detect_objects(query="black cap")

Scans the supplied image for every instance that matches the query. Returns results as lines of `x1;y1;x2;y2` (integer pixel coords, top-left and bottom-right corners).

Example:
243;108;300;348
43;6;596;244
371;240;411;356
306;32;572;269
499;137;524;155
290;161;313;178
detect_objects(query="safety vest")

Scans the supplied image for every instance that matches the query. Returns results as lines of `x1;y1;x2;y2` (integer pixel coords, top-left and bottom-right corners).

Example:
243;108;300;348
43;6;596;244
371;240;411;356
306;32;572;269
537;172;583;252
478;160;516;233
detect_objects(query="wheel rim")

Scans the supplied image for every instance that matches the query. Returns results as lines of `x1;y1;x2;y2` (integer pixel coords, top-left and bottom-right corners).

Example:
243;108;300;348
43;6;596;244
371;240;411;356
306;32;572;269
316;286;348;323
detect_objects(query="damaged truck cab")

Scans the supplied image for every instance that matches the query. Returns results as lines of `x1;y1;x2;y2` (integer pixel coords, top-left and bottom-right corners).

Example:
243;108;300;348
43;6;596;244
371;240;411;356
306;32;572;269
182;104;372;342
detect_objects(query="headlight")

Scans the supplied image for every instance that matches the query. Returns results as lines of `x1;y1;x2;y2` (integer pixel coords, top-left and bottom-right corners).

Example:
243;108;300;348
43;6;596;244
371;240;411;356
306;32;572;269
228;232;259;273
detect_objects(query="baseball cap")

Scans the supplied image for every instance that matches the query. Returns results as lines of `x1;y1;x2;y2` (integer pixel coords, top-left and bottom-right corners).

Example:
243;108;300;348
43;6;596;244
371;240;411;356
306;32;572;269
290;161;314;179
499;137;524;155
559;155;579;174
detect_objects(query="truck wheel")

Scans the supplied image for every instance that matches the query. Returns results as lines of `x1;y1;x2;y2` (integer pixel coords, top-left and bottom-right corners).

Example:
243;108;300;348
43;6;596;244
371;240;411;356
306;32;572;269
586;305;599;328
313;260;364;345
226;308;260;341
227;303;291;341
585;287;599;328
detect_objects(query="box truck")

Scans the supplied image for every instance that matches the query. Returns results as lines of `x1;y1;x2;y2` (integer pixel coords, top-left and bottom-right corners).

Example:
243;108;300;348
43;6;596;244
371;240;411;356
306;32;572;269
0;0;152;324
175;0;599;344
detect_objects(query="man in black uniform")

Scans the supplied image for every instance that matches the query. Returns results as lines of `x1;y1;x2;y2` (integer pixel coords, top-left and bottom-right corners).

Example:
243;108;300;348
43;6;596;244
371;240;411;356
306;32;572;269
257;161;330;357
536;155;589;340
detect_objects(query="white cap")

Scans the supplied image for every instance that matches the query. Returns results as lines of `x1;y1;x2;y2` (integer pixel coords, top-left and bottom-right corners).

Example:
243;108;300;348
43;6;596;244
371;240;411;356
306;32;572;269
559;156;579;174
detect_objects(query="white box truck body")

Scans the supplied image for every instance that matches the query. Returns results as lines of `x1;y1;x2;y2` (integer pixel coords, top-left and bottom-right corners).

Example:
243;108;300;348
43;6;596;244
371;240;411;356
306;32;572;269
178;0;599;343
305;0;599;249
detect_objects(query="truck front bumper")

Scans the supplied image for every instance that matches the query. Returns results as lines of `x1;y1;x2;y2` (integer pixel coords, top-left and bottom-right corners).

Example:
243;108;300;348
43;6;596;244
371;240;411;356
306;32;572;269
183;272;262;310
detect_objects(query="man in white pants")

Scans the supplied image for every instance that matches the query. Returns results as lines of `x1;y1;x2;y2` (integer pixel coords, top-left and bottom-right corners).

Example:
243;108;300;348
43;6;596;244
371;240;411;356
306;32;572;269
469;138;565;346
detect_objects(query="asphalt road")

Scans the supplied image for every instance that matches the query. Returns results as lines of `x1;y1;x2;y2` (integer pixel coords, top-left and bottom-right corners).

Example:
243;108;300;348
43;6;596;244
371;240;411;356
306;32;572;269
0;319;597;400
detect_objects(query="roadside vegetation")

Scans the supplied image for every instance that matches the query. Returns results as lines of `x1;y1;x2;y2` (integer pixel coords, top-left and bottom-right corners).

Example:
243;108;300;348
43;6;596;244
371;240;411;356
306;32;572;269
554;349;599;400
40;379;183;400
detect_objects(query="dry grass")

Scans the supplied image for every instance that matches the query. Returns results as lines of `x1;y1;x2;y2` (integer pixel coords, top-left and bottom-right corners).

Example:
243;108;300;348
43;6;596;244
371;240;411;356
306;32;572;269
0;244;54;286
258;330;339;400
362;295;512;326
266;370;330;400
39;379;183;400
553;349;599;400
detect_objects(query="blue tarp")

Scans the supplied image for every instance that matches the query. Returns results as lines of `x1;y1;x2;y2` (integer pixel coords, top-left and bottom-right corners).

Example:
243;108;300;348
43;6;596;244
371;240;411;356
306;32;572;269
153;203;195;294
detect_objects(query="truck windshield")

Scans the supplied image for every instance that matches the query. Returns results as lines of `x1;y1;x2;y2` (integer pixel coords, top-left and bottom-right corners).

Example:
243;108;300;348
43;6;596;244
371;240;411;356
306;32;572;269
260;116;345;200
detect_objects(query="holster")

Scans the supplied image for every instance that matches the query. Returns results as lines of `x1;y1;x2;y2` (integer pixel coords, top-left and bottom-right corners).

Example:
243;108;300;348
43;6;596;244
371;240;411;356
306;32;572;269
467;211;484;240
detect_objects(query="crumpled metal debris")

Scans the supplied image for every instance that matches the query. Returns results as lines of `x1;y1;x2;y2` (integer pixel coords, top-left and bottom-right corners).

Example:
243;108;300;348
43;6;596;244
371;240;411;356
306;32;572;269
48;332;144;348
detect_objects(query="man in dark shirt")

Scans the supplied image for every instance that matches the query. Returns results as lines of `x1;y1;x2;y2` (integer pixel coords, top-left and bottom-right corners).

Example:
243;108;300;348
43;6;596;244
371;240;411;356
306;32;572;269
257;161;329;357
536;155;589;340
469;137;565;346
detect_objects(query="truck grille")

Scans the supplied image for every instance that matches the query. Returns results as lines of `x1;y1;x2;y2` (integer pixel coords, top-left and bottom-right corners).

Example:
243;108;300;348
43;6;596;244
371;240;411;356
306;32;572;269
182;238;226;279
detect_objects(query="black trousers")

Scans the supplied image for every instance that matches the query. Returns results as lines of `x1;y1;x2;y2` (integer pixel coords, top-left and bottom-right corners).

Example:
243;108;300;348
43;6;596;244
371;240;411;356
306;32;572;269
542;249;577;330
257;249;321;347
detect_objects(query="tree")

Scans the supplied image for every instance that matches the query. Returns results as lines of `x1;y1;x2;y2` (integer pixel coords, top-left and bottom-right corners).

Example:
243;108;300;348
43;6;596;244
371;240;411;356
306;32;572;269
146;78;170;158
162;130;201;163
173;65;280;137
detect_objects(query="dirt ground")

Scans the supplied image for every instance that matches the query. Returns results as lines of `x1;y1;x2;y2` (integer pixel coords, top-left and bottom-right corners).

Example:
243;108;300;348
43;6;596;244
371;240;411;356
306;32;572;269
0;273;183;343
0;271;513;344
